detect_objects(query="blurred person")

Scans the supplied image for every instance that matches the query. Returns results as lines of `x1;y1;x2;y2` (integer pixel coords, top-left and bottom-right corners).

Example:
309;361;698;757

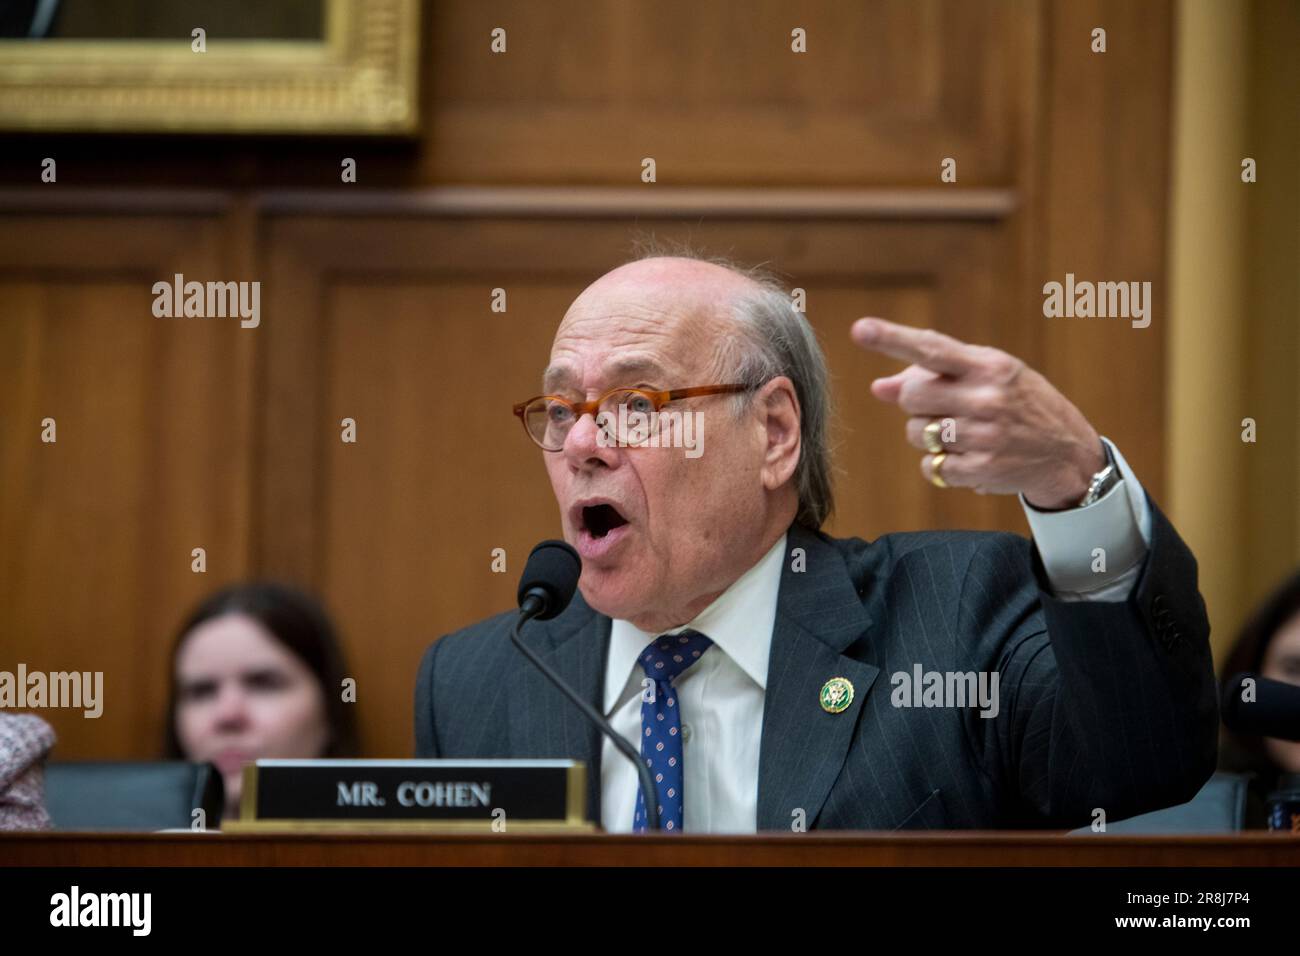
0;712;56;830
1220;569;1300;827
164;582;358;823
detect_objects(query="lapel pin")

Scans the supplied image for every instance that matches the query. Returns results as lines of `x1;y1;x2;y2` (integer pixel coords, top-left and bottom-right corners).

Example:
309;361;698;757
820;677;854;714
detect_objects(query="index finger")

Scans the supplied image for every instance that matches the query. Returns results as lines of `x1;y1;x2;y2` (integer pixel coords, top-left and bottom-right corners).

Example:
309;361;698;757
851;318;978;377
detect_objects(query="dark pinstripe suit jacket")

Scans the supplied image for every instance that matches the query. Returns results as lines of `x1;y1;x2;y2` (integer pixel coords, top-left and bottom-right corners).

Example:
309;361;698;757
414;493;1218;830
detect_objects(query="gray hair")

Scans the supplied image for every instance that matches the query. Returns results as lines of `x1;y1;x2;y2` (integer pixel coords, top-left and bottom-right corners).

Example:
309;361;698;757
625;240;835;529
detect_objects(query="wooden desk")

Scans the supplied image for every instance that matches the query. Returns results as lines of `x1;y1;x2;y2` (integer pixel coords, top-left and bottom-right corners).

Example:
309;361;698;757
4;831;1298;866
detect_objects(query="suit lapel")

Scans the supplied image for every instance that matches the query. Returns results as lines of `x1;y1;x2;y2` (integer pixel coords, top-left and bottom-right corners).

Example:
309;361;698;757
507;593;609;823
757;524;879;830
504;524;879;830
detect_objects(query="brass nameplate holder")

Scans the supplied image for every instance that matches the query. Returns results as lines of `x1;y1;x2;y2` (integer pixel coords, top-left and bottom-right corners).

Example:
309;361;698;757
224;759;593;833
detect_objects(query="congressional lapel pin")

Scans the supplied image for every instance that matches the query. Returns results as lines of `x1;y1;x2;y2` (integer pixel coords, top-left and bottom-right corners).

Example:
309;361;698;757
820;677;854;714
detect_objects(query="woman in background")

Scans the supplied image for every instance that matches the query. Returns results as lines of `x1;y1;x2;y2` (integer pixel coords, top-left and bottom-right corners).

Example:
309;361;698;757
1219;569;1300;827
164;582;359;824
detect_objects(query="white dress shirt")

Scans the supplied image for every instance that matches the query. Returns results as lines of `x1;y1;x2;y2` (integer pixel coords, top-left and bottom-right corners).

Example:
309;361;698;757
599;436;1153;833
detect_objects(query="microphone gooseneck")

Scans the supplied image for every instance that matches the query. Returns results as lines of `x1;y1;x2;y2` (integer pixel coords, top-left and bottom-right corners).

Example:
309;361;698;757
512;540;661;831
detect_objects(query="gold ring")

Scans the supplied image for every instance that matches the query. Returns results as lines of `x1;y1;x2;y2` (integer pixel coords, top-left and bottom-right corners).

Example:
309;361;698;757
929;453;949;489
922;419;945;454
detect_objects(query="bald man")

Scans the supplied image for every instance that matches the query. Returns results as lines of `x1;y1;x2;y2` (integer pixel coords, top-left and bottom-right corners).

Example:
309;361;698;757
414;253;1216;832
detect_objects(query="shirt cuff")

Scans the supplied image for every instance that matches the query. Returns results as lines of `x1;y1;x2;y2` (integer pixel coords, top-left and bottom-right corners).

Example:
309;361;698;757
1018;437;1152;598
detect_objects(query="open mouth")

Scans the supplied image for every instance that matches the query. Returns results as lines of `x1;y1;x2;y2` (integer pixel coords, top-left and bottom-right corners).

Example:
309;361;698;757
582;503;629;539
580;503;630;539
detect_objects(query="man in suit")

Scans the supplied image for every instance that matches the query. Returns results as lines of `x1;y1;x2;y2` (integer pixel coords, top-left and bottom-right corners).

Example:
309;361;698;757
414;253;1217;832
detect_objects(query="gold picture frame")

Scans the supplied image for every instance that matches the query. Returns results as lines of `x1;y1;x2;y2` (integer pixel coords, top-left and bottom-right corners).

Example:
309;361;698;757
0;0;420;135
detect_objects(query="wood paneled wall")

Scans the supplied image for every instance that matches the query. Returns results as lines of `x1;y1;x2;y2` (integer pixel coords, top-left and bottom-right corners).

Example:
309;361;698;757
0;0;1174;760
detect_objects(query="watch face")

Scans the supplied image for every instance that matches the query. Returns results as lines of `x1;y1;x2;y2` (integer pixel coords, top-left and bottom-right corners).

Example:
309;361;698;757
1081;465;1116;506
1093;466;1117;500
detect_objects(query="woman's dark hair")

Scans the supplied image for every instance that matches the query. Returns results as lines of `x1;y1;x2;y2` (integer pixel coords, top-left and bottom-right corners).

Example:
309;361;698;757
163;582;359;759
1219;567;1300;781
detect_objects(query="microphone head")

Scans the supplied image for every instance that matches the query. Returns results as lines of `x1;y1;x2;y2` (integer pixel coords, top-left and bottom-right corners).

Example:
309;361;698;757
1222;672;1300;742
517;539;582;620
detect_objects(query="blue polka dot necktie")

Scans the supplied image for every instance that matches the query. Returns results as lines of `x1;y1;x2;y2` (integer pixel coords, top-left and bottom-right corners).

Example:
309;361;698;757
633;629;713;832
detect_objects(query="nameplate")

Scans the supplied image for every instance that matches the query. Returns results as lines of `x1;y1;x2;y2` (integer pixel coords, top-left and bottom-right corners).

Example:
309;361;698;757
226;759;591;832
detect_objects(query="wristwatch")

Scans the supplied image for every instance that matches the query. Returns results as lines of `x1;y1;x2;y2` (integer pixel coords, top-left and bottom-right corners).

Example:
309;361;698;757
1078;441;1120;507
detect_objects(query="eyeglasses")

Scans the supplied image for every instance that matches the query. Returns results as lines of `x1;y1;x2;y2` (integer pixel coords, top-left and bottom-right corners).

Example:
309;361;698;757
512;384;752;452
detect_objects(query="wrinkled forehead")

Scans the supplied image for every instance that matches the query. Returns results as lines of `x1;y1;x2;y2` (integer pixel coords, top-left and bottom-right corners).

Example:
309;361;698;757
543;280;734;394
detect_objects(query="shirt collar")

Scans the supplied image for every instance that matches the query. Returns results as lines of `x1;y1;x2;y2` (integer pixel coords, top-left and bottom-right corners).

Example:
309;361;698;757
604;531;787;713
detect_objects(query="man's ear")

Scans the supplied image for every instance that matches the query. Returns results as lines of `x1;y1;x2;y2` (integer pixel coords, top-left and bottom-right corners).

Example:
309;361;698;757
757;376;801;491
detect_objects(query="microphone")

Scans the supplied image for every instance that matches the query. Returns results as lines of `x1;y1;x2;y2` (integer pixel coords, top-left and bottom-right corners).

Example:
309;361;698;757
1221;672;1300;742
516;539;583;621
511;540;661;830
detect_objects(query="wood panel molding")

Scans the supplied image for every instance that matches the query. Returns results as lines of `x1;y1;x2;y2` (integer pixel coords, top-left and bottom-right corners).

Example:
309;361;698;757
0;186;1018;220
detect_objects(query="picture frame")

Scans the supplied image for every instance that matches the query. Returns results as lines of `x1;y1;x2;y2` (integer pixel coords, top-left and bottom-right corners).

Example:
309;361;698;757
0;0;420;135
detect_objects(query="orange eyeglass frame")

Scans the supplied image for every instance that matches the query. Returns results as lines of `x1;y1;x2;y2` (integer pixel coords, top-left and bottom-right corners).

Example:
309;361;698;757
512;384;751;450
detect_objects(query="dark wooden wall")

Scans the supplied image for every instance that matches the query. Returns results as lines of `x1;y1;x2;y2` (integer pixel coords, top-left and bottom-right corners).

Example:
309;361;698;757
0;0;1173;759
